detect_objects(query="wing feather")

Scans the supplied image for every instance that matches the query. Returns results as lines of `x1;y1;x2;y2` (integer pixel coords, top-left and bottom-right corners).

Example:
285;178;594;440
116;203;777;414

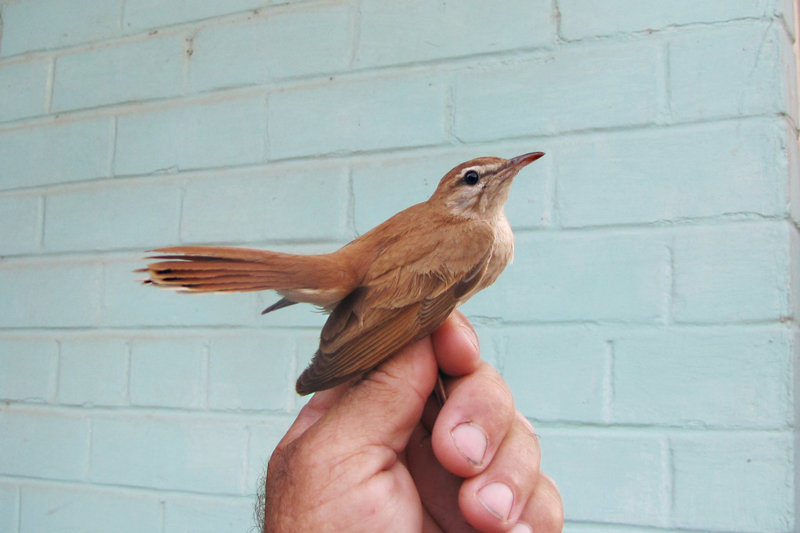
296;220;495;395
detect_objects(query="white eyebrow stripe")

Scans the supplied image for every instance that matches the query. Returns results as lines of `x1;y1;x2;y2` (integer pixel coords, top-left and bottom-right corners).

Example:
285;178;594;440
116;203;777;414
461;163;502;176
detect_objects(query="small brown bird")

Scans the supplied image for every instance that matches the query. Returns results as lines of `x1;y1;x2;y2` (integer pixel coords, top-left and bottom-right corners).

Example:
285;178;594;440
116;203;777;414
141;152;544;395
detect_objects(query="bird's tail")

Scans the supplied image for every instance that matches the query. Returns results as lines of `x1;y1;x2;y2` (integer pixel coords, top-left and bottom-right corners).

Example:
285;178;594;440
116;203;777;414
138;246;353;303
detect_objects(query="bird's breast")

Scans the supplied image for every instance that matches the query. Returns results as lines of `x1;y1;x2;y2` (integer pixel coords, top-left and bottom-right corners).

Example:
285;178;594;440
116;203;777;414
458;214;514;305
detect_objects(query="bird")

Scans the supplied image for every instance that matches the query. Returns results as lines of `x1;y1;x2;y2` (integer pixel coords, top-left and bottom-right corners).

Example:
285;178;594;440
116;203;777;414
140;152;544;396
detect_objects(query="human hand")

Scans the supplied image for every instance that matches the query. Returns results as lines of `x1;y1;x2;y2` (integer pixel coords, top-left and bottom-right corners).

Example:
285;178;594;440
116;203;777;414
261;310;563;533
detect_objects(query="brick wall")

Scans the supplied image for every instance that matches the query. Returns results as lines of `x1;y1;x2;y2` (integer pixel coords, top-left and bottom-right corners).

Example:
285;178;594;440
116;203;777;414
0;0;797;532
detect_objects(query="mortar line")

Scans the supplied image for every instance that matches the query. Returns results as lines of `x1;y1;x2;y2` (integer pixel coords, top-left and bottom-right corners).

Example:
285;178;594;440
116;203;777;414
602;340;614;423
0;108;790;169
52;339;62;404
345;165;357;238
36;195;46;252
347;0;361;68
0;3;5;57
0;319;793;335
201;341;211;410
119;0;127;31
0;0;348;63
176;180;187;243
549;141;561;228
94;262;105;328
6;399;792;433
665;239;675;326
262;91;271;162
109;116;118;178
0;473;266;501
241;424;252;494
661;39;672;123
442;73;456;145
552;0;564;43
45;57;55;114
561;519;756;533
661;436;674;527
16;484;22;533
124;340;133;406
85;417;94;482
159;499;166;533
182;31;194;95
286;337;299;413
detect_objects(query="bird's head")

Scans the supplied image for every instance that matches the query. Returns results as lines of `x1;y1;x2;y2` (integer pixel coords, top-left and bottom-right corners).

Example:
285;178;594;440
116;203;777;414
431;152;545;219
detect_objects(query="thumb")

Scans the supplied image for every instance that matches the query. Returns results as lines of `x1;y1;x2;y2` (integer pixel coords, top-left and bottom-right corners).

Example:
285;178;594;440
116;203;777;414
308;336;439;454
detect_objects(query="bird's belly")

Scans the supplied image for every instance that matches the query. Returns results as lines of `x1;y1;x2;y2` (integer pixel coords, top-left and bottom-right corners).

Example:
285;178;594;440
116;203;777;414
279;287;348;311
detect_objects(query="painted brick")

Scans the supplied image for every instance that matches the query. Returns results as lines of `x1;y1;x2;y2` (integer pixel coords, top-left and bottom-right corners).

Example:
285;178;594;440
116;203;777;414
0;409;89;481
180;166;350;244
0;59;49;122
190;5;351;92
164;495;255;533
556;118;790;227
58;338;128;406
123;0;265;32
461;231;668;322
246;417;293;492
90;414;246;493
671;432;793;531
0;118;113;190
613;328;792;428
558;0;783;40
268;75;447;159
502;327;606;422
130;338;205;409
0;482;19;533
539;430;665;526
0;261;101;328
0;0;121;56
792;227;800;322
208;334;293;411
101;258;258;327
44;181;181;252
0;195;40;255
352;156;447;234
789;119;800;228
670;21;797;123
454;43;659;142
672;223;790;323
0;339;58;402
19;484;161;533
114;97;267;175
52;36;184;112
355;0;553;67
351;150;552;235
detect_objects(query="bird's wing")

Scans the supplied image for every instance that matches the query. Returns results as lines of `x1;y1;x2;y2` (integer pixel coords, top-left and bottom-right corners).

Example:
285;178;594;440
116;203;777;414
295;220;494;395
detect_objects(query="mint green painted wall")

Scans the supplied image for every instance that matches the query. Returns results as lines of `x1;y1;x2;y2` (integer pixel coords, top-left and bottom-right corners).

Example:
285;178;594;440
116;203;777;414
0;1;798;531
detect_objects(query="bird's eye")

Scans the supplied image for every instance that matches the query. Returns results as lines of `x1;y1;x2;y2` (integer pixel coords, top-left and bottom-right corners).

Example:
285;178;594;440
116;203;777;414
463;170;480;186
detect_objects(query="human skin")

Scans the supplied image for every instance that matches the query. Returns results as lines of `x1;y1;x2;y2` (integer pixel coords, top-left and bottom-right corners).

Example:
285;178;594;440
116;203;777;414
261;310;563;533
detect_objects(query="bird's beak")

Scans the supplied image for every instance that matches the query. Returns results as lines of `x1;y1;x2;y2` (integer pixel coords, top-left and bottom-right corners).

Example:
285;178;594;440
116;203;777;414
508;152;545;170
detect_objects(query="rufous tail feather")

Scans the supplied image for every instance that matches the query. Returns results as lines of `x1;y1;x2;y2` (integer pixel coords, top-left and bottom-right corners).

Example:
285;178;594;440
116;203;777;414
138;246;354;298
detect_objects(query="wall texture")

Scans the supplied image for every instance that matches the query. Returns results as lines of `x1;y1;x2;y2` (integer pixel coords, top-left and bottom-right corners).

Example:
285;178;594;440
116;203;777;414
0;0;798;532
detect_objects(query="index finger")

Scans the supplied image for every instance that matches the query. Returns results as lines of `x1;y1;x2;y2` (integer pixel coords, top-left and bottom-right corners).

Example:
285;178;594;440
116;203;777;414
431;310;482;377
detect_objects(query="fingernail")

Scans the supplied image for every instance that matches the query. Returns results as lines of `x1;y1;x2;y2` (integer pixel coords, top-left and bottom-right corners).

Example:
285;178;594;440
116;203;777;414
510;523;533;533
477;482;514;521
451;422;488;466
